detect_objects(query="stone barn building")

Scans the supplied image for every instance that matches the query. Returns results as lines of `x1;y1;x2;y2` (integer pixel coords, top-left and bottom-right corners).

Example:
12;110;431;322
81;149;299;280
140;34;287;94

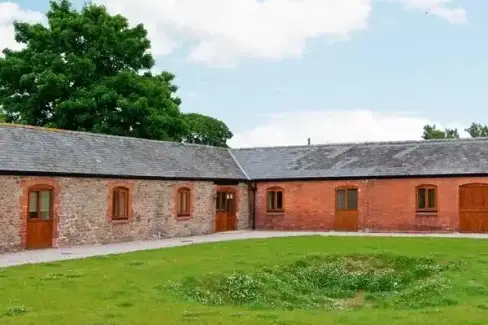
2;124;488;252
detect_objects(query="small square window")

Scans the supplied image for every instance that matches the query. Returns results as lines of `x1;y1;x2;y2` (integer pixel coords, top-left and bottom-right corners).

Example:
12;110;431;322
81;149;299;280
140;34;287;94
267;189;284;212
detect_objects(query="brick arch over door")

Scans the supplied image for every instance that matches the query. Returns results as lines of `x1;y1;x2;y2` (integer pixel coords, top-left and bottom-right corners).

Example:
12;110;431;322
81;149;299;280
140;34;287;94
459;183;488;233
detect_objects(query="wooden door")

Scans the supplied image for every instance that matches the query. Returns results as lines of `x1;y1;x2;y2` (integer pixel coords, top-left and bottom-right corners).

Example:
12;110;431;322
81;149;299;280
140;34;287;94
26;188;54;249
459;184;488;233
215;189;236;232
334;187;359;231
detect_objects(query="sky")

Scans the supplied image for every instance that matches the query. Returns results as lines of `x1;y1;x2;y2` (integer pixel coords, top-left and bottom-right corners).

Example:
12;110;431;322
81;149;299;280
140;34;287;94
1;0;486;148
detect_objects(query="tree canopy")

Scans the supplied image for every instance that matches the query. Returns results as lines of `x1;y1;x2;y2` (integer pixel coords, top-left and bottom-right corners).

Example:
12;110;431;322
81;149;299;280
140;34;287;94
0;0;233;147
182;113;233;148
465;123;488;138
422;123;488;140
422;124;460;139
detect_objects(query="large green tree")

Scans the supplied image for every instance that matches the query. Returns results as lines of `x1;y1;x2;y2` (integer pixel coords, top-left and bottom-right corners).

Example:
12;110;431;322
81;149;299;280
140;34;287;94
0;0;233;146
182;113;233;147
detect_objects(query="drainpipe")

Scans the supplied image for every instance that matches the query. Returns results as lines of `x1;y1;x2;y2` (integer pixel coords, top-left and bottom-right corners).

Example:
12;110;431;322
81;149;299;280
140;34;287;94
249;181;257;230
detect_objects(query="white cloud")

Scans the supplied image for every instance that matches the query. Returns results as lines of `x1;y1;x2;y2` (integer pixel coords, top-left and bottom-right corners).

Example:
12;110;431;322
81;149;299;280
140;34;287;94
1;1;468;65
0;2;44;54
95;0;467;67
229;109;469;148
429;7;467;24
96;0;373;67
394;0;467;24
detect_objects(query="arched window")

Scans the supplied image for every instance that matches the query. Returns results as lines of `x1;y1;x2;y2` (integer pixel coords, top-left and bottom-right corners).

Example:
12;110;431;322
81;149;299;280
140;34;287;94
112;187;129;220
28;186;53;220
177;187;191;217
416;185;437;212
335;186;358;211
267;187;284;212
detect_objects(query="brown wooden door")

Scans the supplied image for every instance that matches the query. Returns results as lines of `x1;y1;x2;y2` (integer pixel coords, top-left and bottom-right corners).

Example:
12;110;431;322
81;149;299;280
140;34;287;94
27;220;53;249
215;189;236;232
460;184;488;233
334;187;359;231
26;188;54;249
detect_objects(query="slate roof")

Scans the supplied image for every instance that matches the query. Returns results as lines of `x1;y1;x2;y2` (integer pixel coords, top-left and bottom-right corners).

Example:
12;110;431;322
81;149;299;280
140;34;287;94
0;124;248;180
2;124;488;181
230;138;488;180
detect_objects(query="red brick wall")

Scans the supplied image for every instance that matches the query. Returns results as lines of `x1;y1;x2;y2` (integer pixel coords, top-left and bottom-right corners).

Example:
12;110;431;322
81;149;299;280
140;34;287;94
255;177;488;232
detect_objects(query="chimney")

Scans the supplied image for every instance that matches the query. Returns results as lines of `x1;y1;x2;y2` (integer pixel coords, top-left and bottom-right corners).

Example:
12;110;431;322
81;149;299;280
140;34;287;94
307;138;311;145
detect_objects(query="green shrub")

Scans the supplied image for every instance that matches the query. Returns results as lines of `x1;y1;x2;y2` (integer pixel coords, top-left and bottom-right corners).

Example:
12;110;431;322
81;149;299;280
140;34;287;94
169;254;462;311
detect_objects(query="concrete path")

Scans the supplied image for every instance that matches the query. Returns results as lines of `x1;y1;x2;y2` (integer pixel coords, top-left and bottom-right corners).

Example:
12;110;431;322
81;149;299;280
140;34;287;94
2;230;488;268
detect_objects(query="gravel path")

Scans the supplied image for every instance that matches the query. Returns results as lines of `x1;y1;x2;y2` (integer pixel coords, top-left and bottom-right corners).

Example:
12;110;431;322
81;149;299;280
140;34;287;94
2;230;488;268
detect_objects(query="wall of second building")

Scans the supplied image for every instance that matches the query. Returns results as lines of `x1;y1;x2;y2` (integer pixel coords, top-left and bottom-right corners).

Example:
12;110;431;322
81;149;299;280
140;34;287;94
255;177;488;232
0;176;250;253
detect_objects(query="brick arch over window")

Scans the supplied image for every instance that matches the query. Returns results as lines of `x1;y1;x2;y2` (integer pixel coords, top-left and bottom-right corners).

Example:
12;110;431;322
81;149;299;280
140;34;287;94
266;187;284;212
416;184;438;212
107;182;134;222
20;178;60;248
176;187;191;218
173;183;195;220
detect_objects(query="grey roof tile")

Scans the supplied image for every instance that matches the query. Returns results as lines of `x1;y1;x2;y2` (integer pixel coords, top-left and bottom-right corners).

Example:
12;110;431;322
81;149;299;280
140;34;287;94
0;125;247;180
230;138;488;180
3;124;488;181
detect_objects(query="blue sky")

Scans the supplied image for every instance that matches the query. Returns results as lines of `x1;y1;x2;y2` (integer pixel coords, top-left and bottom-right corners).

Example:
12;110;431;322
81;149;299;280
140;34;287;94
1;0;486;147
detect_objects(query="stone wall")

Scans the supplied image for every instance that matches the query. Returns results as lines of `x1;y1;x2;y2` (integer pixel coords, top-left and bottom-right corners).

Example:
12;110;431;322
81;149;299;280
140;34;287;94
0;177;22;253
0;176;251;253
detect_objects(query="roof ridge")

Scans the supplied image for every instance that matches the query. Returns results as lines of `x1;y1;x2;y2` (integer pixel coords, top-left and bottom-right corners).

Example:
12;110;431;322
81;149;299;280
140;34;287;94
3;123;487;152
0;123;228;151
227;149;251;180
230;136;488;151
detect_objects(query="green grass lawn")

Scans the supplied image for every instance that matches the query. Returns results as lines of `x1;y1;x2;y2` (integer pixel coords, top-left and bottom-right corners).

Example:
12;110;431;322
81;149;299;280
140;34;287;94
1;236;488;324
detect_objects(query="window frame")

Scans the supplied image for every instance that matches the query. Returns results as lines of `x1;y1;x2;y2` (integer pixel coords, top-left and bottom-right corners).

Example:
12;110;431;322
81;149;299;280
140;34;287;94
112;186;130;220
266;187;284;213
416;184;438;213
177;187;191;217
335;186;359;211
27;185;54;220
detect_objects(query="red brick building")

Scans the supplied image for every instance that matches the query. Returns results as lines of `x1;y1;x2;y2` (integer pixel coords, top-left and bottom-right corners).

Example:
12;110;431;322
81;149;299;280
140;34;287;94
2;124;488;253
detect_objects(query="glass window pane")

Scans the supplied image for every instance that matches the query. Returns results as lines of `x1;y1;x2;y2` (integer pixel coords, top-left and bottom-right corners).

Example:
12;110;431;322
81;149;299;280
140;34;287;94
267;191;275;210
178;192;183;214
417;188;426;209
215;192;220;211
336;190;346;210
347;189;358;210
428;188;436;209
276;191;283;210
29;191;38;218
226;196;233;212
119;191;127;217
216;192;226;212
113;192;119;217
39;190;51;220
183;191;189;213
181;191;188;213
221;193;226;211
